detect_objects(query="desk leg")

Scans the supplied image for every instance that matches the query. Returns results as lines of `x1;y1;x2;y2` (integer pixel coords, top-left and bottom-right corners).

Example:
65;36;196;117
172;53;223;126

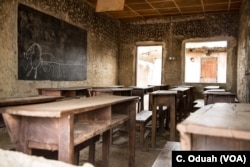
102;130;110;167
128;101;136;167
170;98;176;141
152;106;157;147
58;114;74;164
18;117;32;154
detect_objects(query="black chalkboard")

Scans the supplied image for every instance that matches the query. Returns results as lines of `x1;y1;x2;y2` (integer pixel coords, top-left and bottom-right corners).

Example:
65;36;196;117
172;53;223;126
18;4;87;81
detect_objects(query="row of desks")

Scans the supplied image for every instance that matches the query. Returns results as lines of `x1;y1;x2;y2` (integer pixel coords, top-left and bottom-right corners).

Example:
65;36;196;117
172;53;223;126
0;84;196;165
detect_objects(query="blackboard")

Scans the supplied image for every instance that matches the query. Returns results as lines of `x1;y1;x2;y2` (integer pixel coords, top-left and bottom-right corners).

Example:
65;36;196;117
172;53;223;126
18;4;87;81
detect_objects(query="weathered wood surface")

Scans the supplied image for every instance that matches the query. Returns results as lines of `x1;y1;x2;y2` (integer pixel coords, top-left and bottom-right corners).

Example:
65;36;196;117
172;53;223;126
1;95;138;117
149;90;177;147
1;95;138;166
37;87;91;98
177;103;250;150
203;85;220;91
136;110;152;145
203;91;236;105
0;95;62;107
152;141;180;167
91;88;133;96
130;86;155;110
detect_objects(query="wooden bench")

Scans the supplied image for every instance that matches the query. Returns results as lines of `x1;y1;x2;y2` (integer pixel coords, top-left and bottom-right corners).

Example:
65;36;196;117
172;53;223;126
0;148;94;167
152;141;180;167
136;110;152;145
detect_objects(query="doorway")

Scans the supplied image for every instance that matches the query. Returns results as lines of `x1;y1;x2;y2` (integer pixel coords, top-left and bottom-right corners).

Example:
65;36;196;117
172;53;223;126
136;45;163;87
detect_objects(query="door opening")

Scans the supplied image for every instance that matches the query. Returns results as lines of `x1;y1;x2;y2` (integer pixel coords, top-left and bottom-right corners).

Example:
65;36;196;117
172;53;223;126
136;45;163;87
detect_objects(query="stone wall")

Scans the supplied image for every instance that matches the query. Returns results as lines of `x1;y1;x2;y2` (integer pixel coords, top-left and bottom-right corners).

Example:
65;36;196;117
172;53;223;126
119;13;239;98
0;0;119;98
237;0;250;103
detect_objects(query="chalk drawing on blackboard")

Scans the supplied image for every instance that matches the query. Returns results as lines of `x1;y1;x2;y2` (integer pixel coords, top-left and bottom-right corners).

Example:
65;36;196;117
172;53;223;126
23;43;85;80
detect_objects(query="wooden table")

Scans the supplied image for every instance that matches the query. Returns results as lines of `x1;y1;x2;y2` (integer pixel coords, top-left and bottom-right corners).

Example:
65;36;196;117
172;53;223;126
203;85;220;91
173;85;195;108
0;95;63;127
0;95;63;107
91;88;133;96
37;87;91;98
0;95;138;167
169;87;191;119
91;85;124;89
129;86;155;110
148;84;169;91
177;103;250;150
149;90;177;147
204;88;225;92
203;91;236;105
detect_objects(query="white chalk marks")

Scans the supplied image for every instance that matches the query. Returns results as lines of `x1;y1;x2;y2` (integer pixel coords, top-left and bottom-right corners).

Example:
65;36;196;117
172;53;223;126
23;43;84;80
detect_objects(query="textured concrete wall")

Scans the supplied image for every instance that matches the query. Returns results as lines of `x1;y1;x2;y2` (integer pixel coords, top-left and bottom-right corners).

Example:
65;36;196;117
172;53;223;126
237;0;250;103
0;0;119;98
119;14;239;98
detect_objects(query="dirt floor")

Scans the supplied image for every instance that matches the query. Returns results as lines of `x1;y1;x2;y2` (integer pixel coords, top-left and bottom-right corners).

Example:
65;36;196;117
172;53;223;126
0;125;174;167
78;126;172;167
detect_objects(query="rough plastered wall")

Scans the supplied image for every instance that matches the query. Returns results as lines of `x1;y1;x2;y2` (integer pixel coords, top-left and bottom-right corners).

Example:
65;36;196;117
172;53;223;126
0;0;119;98
119;13;239;98
237;0;250;103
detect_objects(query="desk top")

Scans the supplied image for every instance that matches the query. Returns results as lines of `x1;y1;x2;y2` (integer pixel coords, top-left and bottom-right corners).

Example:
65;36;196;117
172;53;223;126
204;86;220;89
169;87;190;91
91;85;124;89
0;96;62;107
203;91;232;95
173;85;195;88
150;90;177;95
204;89;226;92
177;103;250;140
1;95;138;117
129;86;155;90
37;86;91;91
92;88;133;91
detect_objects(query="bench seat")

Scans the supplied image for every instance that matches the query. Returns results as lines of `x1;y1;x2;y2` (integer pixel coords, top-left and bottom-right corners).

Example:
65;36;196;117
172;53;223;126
152;141;180;167
136;110;152;145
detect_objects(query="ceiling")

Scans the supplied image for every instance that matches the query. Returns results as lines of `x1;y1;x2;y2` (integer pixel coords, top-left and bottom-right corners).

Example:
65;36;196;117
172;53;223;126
84;0;242;20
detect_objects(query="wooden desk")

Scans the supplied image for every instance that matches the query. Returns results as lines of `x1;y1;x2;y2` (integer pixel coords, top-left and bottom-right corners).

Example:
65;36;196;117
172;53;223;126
203;91;236;105
204;88;225;92
91;88;133;96
169;87;191;120
130;86;155;110
203;85;220;91
0;95;63;128
148;84;169;91
0;95;63;107
149;90;177;147
172;85;195;115
91;85;124;89
0;95;138;167
177;103;250;150
37;87;91;98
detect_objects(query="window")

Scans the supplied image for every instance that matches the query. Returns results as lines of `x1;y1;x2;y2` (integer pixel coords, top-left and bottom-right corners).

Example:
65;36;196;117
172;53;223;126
184;41;227;83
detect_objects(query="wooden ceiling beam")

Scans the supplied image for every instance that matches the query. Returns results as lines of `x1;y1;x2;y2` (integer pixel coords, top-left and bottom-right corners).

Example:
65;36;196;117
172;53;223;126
96;0;125;12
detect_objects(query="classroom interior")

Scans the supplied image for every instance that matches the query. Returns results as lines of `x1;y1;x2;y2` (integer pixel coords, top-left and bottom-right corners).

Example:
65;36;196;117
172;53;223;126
0;0;250;167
